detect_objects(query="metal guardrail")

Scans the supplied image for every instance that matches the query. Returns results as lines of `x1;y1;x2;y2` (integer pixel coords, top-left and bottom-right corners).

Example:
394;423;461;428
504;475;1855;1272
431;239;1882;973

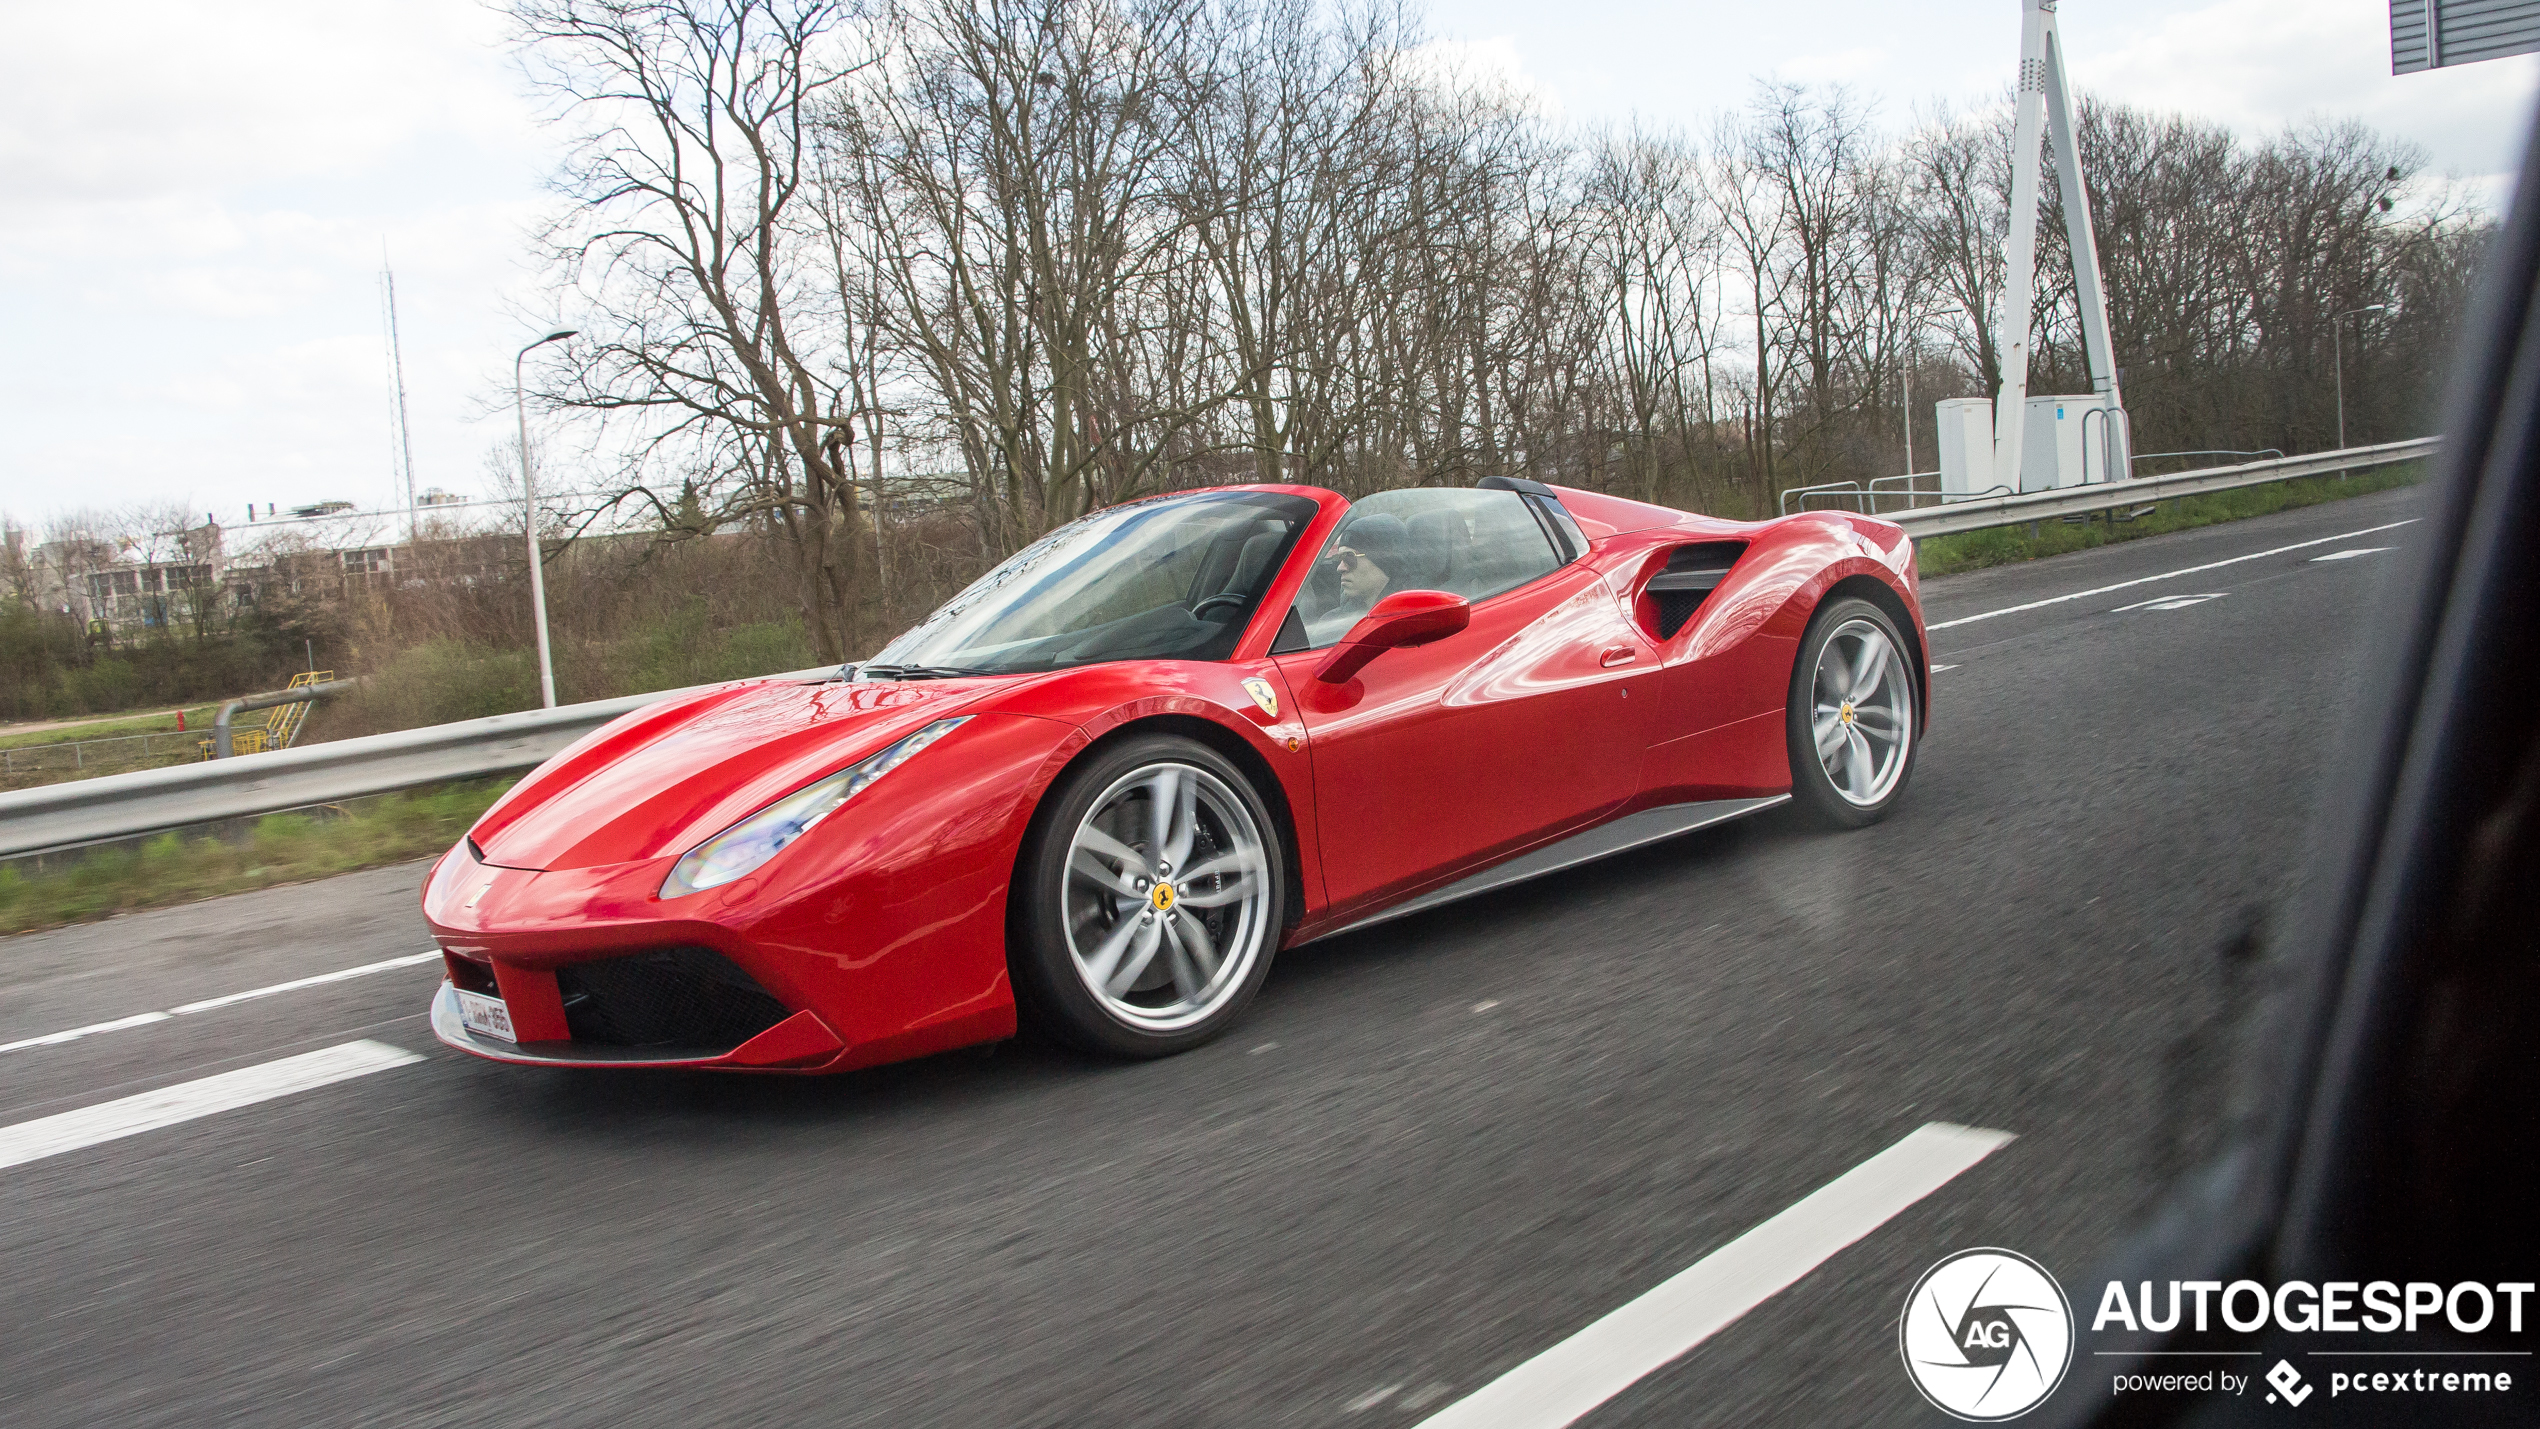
1881;436;2438;538
0;667;838;860
2131;447;2284;469
0;437;2442;862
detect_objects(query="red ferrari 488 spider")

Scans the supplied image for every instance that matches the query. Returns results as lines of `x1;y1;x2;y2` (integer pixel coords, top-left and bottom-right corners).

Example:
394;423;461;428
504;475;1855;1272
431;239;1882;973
424;477;1926;1072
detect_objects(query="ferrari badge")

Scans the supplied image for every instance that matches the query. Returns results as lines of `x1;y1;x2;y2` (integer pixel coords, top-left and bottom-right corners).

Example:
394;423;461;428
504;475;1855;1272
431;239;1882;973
1241;677;1279;719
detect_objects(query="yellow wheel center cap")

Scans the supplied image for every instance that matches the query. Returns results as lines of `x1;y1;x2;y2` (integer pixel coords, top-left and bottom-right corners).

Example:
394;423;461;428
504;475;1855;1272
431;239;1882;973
1150;882;1177;912
1839;701;1855;725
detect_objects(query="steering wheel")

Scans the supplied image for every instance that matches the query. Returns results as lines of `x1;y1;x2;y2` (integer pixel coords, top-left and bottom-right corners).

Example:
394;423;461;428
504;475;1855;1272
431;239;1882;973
1192;592;1250;620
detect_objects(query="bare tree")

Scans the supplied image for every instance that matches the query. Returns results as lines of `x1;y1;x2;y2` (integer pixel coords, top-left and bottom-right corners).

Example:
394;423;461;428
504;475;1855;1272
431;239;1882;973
517;0;877;661
837;0;1230;551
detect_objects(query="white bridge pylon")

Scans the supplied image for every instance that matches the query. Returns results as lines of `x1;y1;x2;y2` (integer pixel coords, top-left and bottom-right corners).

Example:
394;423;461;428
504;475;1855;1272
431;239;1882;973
1994;0;2125;492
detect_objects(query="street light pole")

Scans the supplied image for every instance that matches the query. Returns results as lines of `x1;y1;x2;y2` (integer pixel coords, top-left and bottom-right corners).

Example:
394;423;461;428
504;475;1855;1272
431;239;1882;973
2335;304;2388;450
515;329;575;709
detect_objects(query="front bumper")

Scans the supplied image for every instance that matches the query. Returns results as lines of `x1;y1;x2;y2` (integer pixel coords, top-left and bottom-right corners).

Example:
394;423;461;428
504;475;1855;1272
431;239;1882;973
428;982;849;1071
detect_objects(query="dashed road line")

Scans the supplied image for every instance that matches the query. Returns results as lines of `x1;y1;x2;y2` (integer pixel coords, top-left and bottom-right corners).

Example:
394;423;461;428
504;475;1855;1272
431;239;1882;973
2113;592;2226;613
169;950;442;1015
0;1012;174;1054
1;949;441;1056
1924;519;2415;633
2310;547;2392;562
1411;1122;2015;1429
0;1040;424;1172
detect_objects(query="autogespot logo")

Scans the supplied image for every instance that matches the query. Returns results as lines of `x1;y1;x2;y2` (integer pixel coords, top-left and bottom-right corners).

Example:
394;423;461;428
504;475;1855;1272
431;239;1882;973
1901;1248;2077;1421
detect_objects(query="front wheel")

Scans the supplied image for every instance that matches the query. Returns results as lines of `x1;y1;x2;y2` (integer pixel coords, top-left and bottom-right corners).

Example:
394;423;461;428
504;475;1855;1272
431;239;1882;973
1785;596;1919;828
1011;735;1286;1057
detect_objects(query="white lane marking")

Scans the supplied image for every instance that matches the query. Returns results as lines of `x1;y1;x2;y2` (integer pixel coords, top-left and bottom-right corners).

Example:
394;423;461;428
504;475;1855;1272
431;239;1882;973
169;950;442;1015
0;1040;424;1172
3;949;443;1057
2310;547;2392;562
0;1012;173;1055
1928;663;1959;673
1925;519;2416;632
1412;1122;2015;1429
2114;593;2226;613
1347;1385;1403;1413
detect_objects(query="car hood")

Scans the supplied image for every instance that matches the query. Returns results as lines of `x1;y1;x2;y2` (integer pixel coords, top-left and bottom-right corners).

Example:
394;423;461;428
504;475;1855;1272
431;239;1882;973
469;676;1004;871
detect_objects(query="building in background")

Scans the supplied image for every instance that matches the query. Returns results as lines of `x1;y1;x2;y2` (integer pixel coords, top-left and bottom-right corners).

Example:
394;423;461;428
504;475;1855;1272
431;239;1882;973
26;497;523;636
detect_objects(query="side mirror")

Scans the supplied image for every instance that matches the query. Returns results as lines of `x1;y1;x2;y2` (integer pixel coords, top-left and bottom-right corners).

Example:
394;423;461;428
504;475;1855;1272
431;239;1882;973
1313;590;1470;684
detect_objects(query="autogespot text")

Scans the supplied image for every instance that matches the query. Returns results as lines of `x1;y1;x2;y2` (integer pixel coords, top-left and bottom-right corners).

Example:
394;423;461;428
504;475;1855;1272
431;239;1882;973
2092;1279;2535;1335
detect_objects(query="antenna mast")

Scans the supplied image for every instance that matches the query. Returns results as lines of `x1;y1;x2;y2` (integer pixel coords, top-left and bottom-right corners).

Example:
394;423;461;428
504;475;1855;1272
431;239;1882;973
381;256;419;541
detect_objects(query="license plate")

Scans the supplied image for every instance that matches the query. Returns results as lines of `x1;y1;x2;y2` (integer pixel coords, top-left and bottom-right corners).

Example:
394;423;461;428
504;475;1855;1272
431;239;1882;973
455;988;517;1043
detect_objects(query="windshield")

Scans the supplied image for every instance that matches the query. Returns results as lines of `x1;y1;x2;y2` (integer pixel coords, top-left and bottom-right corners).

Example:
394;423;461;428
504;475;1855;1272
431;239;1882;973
862;490;1319;677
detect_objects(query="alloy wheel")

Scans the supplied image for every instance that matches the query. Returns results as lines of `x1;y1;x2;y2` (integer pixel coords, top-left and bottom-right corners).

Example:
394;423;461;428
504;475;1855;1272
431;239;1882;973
1060;761;1273;1033
1809;618;1913;807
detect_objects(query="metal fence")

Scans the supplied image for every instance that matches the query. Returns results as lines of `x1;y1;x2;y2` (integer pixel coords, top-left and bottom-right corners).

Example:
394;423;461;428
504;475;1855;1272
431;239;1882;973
1;730;203;781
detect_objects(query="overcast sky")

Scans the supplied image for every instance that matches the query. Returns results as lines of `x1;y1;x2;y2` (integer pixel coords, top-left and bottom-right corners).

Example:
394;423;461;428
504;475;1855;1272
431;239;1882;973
3;0;2533;531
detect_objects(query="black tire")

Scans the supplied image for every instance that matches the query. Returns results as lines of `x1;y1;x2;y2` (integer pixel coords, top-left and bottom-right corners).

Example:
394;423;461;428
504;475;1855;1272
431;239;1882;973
1785;595;1919;829
1011;733;1287;1057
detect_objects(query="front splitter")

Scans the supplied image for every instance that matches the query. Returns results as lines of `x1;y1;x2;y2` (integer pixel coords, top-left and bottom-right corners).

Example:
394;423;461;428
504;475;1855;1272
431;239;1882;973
427;983;848;1071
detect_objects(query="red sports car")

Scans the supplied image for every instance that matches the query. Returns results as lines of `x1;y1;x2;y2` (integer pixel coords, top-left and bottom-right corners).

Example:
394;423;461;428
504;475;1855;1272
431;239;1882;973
423;478;1926;1072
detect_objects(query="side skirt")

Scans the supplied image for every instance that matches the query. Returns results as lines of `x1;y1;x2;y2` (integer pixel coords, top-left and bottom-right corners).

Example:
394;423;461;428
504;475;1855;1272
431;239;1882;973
1320;795;1789;941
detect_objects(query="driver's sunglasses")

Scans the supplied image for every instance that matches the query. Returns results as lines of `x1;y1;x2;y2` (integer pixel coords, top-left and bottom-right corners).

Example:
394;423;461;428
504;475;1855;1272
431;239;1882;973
1327;549;1365;573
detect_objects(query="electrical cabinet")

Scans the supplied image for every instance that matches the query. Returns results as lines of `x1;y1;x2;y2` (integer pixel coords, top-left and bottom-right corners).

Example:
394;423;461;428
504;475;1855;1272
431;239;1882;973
1934;393;2128;495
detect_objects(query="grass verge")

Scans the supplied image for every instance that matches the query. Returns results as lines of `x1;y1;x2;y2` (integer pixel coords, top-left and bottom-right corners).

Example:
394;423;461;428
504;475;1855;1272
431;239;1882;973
1912;461;2427;579
0;778;513;936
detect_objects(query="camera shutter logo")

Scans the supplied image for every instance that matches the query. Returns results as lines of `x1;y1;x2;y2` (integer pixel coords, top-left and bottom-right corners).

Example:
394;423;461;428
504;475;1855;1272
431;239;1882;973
1900;1248;2075;1420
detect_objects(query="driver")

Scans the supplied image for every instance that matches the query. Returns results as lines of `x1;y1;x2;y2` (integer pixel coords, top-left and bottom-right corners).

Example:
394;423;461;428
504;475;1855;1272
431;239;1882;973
1327;514;1411;619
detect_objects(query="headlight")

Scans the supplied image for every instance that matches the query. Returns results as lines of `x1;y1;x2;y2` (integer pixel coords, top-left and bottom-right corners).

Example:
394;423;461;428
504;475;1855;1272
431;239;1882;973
660;717;970;898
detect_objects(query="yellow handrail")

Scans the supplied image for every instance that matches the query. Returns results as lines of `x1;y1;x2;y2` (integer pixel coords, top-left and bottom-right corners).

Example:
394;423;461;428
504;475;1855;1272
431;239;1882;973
196;671;335;759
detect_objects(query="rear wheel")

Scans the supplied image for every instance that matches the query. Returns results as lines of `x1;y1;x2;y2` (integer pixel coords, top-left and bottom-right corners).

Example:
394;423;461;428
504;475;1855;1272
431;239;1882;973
1012;734;1285;1057
1786;596;1918;828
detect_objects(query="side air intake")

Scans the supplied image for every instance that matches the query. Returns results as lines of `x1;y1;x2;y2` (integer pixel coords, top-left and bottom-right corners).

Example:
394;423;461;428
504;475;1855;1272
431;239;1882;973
1644;542;1746;639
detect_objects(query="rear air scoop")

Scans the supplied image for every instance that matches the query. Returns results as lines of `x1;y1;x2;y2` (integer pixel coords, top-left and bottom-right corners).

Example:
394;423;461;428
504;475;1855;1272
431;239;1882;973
469;676;990;872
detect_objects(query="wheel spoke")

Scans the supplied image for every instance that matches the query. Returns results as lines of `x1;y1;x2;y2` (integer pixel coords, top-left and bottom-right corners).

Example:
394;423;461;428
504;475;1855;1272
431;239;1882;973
1104;919;1165;997
1813;709;1847;756
1076;825;1146;873
1144;769;1179;863
1070;850;1135;893
1164;913;1217;998
1078;913;1143;989
1163;773;1200;869
1176;874;1259;909
1850;635;1890;700
1170;907;1221;979
1843;725;1875;792
1816;657;1846;705
1176;845;1259;885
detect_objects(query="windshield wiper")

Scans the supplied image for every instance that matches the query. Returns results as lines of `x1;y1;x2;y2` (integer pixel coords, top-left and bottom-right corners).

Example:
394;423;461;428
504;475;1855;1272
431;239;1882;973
857;663;998;681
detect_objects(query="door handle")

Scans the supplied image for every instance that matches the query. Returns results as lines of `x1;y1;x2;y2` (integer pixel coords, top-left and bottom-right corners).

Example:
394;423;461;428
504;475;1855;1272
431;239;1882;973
1600;645;1636;668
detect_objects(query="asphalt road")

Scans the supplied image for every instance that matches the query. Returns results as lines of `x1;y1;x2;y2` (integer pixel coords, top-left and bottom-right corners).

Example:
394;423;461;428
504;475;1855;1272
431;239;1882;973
0;486;2425;1428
